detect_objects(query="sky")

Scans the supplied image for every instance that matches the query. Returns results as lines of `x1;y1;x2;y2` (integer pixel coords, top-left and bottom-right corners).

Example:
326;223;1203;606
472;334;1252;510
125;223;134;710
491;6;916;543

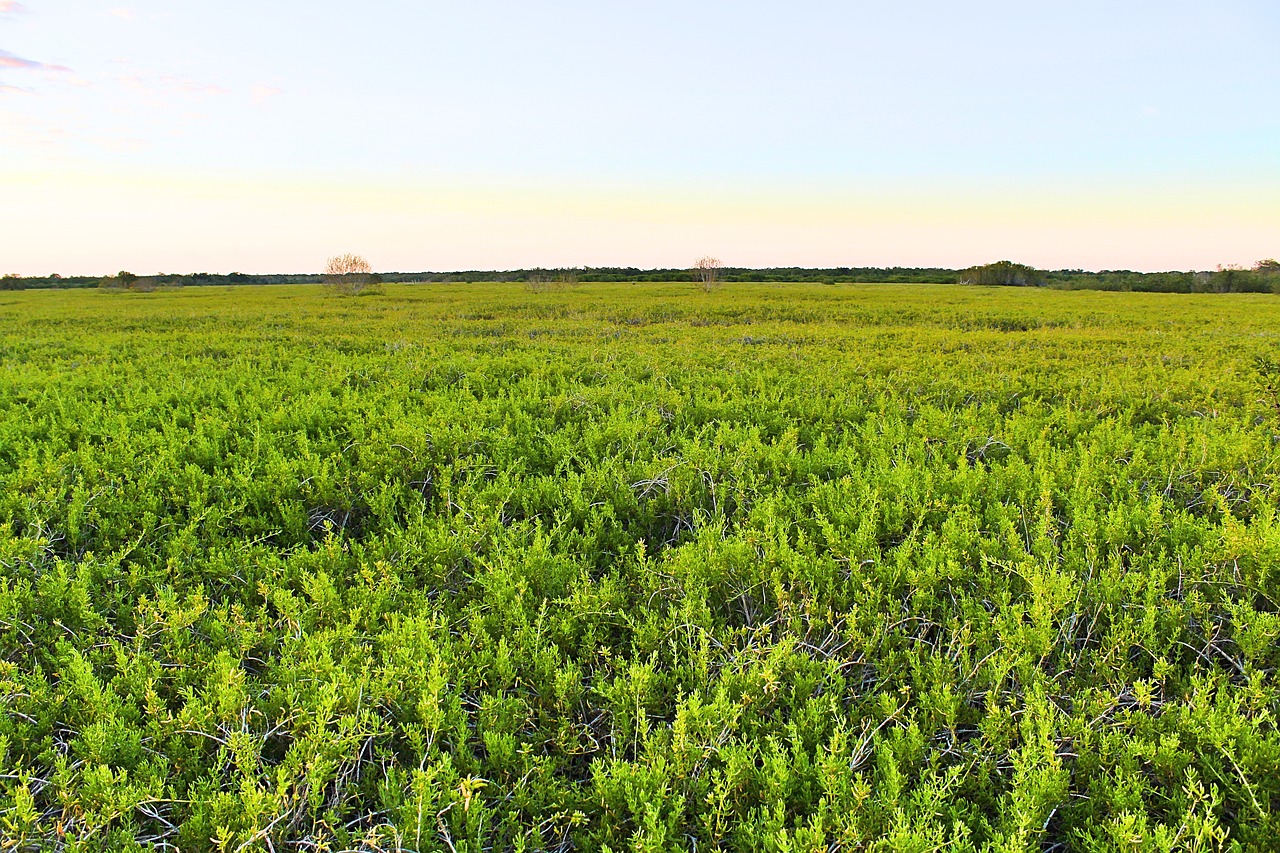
1;1;1278;275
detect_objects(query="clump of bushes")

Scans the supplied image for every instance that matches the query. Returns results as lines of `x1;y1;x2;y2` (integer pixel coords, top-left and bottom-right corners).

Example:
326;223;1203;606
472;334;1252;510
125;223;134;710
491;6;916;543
958;261;1046;287
97;271;162;292
98;270;137;290
1049;261;1280;293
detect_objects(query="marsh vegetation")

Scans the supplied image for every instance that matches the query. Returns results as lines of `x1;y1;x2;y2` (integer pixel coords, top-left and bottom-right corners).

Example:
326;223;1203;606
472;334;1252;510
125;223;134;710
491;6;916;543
1;282;1278;850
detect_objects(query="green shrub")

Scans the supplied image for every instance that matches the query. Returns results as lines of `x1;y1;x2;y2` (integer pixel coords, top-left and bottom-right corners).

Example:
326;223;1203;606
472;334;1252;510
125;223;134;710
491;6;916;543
959;261;1046;287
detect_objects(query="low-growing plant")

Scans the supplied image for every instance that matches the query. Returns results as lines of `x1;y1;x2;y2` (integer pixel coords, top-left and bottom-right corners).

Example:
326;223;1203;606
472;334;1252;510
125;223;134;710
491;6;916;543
1254;353;1280;419
0;282;1278;850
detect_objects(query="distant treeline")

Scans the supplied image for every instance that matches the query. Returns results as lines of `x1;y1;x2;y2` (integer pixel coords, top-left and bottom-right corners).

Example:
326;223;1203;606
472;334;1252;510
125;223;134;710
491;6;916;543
1045;267;1278;294
2;262;1277;292
0;267;960;290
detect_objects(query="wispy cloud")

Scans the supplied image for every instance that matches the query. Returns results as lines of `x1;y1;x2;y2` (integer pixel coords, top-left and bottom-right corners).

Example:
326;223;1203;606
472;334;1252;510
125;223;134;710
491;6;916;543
0;112;77;153
0;2;28;14
0;50;72;74
0;84;32;95
108;7;135;20
164;75;230;97
250;84;283;105
113;65;231;102
0;108;152;160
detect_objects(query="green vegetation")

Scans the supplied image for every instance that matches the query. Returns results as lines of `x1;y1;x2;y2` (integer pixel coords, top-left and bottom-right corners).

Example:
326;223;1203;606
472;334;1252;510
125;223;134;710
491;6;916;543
964;263;1278;294
1048;265;1279;295
2;282;1280;851
959;261;1047;288
97;272;154;293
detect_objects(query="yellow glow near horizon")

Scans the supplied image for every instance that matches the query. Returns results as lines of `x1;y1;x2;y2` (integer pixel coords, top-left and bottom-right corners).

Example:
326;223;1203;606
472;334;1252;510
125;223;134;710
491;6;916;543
3;167;1277;276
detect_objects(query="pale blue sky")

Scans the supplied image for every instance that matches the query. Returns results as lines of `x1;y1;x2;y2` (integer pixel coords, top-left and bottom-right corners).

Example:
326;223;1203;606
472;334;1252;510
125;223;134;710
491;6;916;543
2;1;1277;274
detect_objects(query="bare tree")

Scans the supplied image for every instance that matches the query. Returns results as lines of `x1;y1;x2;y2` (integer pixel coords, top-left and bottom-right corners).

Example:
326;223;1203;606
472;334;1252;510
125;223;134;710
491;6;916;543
693;256;722;292
525;270;553;293
324;253;381;296
525;268;581;293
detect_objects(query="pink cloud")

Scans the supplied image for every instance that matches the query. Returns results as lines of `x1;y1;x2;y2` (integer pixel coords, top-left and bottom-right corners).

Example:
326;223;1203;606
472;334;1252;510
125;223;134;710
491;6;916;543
0;2;28;13
115;73;145;91
0;52;39;70
250;84;283;105
0;50;72;73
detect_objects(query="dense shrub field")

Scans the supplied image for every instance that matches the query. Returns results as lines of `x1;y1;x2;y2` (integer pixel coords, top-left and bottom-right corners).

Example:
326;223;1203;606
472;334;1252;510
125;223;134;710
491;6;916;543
1;283;1279;851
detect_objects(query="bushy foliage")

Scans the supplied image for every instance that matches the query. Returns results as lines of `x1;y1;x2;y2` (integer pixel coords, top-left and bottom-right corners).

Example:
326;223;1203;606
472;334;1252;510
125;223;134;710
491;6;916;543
1;283;1279;850
9;264;1280;292
958;261;1047;287
1050;266;1278;294
96;271;166;293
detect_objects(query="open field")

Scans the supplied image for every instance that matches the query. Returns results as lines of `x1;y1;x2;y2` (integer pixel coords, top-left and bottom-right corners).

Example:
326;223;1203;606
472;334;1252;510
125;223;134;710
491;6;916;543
2;282;1279;851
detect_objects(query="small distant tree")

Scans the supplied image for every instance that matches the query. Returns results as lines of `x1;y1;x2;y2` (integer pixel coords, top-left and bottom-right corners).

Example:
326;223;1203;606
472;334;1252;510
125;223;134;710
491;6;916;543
324;253;382;296
99;270;137;290
1213;264;1240;294
693;256;722;292
1256;260;1280;294
958;261;1045;287
1206;263;1275;294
